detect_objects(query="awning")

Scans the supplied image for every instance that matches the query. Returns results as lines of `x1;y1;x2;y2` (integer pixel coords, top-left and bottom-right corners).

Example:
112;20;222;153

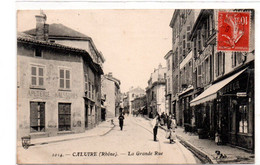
190;68;247;106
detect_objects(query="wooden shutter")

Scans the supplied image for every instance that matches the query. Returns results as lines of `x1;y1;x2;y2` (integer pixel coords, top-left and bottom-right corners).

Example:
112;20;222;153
30;102;38;127
39;102;45;126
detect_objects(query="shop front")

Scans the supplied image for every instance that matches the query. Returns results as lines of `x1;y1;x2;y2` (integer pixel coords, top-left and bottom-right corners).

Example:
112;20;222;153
190;67;254;151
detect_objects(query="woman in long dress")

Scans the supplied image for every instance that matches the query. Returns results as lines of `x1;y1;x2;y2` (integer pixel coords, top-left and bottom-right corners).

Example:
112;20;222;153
169;115;177;143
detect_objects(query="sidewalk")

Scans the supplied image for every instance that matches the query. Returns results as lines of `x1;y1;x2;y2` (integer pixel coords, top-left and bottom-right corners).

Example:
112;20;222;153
159;125;254;164
18;119;115;148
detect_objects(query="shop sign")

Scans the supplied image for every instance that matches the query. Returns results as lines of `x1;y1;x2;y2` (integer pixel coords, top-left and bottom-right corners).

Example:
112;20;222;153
236;92;247;97
28;90;50;98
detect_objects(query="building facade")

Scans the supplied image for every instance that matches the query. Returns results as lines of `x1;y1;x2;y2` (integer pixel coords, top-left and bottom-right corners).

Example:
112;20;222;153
131;95;147;115
146;64;167;118
17;12;104;139
164;50;173;116
101;73;121;118
128;87;146;114
189;9;255;151
169;9;196;126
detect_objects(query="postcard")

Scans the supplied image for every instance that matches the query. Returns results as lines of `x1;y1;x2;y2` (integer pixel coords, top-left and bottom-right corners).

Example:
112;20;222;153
17;8;255;164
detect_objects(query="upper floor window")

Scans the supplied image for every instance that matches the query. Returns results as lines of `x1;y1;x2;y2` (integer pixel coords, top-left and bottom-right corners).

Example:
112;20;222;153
35;48;42;57
232;52;243;67
197;65;202;88
167;59;170;70
59;68;70;89
31;65;44;87
85;74;89;96
216;52;225;77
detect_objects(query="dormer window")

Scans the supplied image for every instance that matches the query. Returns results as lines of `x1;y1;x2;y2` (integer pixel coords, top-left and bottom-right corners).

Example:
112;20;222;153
35;48;42;57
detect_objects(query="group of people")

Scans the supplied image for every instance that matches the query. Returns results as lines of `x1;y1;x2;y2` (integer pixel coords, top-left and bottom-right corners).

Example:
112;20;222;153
118;112;177;144
152;113;177;144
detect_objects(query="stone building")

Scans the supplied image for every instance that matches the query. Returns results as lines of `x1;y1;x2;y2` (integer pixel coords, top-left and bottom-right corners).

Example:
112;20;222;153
127;87;146;114
169;9;196;126
131;95;147;116
189;9;255;151
146;64;167;118
164;50;173;116
101;72;121;118
17;12;104;139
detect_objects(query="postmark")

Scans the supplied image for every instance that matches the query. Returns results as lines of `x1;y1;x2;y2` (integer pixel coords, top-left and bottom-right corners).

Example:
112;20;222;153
217;11;250;51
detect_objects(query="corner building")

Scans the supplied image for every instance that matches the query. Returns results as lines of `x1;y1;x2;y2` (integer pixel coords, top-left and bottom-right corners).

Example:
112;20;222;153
17;13;104;139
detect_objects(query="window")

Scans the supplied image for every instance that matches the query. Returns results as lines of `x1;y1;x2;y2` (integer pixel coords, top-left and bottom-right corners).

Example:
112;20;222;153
194;38;197;58
31;65;44;87
197;65;202;87
216;52;225;76
239;105;248;133
35;48;42;57
59;69;70;89
58;103;71;131
30;102;45;132
84;74;88;96
197;30;202;52
232;52;243;67
232;52;237;67
167;59;170;70
92;84;95;100
89;82;92;99
168;78;171;92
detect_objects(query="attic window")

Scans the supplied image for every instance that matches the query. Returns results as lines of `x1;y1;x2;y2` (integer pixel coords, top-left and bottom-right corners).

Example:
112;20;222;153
35;48;42;57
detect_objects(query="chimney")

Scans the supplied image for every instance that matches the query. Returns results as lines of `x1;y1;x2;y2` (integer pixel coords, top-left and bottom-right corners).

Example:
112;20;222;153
35;11;48;41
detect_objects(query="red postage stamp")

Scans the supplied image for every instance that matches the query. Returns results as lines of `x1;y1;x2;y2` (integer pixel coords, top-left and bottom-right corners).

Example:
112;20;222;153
217;11;250;51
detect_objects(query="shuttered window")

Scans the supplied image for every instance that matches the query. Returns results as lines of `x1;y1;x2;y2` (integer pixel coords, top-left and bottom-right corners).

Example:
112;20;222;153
197;65;202;88
30;102;45;132
59;68;70;89
85;74;88;96
31;66;44;87
58;103;71;131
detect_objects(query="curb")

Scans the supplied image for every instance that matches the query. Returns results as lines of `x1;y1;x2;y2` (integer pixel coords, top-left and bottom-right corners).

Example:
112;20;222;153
19;124;115;148
177;135;217;164
158;125;217;164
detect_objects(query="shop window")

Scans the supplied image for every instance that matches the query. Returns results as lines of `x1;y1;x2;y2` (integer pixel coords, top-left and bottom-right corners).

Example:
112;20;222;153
239;105;248;133
59;68;70;89
58;103;71;131
31;65;44;87
30;102;45;132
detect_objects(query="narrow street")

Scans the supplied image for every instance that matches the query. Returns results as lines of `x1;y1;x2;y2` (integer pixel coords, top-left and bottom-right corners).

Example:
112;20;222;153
17;116;200;164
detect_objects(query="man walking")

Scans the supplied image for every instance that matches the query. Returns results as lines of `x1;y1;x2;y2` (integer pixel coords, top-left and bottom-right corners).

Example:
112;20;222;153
152;114;160;141
118;113;125;131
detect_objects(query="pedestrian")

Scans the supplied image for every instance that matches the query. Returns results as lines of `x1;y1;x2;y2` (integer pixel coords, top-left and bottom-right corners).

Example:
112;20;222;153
168;115;177;144
152;114;160;142
118;113;125;131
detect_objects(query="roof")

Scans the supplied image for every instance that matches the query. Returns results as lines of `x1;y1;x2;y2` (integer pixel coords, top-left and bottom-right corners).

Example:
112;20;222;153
24;23;90;39
23;23;105;63
17;32;104;75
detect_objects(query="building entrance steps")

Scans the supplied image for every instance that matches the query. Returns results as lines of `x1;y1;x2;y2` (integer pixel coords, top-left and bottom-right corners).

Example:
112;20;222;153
17;119;116;148
158;124;254;164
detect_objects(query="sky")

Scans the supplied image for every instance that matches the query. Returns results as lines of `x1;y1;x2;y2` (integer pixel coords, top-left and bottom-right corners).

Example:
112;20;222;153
17;10;173;93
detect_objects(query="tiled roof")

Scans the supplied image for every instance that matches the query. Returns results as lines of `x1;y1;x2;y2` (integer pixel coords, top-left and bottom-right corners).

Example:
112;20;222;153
24;23;90;39
17;32;86;53
17;32;103;74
